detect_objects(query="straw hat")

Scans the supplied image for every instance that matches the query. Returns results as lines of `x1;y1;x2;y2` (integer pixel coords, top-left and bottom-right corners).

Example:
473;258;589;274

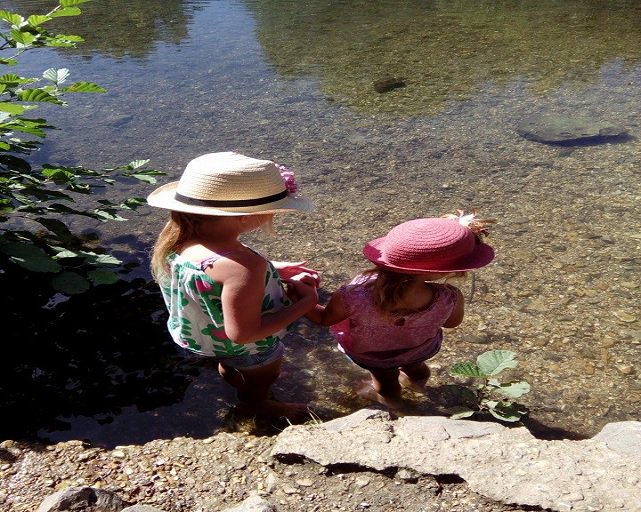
363;217;495;274
147;152;313;216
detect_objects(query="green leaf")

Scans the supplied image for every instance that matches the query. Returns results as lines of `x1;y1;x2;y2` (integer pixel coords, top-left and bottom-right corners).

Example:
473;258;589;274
60;0;91;6
0;10;24;26
3;119;47;137
487;401;527;423
477;350;518;376
10;30;36;47
122;197;147;209
43;68;70;84
51;271;90;294
77;251;121;266
52;249;81;259
127;159;150;169
45;34;84;47
27;15;53;26
0;102;26;115
88;269;120;285
42;167;76;183
62;82;106;93
497;381;531;399
0;73;31;85
448;406;476;420
449;362;486;378
93;254;122;265
0;58;17;66
93;209;126;221
128;173;157;184
0;241;61;272
50;7;82;18
17;89;64;105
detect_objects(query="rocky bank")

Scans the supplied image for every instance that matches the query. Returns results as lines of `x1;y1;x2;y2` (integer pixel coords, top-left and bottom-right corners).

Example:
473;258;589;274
2;408;640;512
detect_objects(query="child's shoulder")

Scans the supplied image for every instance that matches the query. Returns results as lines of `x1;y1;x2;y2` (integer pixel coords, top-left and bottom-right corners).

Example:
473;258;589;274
434;282;463;303
199;245;268;282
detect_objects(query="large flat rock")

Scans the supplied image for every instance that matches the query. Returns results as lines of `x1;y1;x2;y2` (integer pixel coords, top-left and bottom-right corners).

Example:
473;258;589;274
517;114;629;145
272;409;641;512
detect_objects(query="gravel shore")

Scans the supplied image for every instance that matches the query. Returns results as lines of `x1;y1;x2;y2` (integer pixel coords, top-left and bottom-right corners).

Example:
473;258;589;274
1;433;531;512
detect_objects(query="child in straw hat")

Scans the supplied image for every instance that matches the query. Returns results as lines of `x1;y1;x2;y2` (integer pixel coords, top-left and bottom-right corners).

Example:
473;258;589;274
148;152;319;419
299;212;495;408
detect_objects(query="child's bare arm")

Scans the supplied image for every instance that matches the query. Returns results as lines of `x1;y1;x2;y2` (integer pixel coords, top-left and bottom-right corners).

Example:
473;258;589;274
443;286;465;328
305;290;347;326
214;253;317;344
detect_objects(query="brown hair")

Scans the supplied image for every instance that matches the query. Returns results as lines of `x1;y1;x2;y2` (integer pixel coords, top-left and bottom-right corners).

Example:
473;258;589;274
150;211;205;282
361;267;465;316
361;267;416;316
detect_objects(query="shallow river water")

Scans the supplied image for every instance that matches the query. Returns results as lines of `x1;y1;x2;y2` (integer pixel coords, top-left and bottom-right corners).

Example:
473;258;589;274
4;0;640;447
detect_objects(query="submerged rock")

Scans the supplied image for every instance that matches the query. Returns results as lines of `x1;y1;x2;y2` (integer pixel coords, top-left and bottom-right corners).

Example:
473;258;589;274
373;77;406;93
517;114;629;145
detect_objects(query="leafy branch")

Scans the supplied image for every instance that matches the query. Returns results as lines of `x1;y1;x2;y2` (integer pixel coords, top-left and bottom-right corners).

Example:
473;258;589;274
0;1;163;295
448;350;530;423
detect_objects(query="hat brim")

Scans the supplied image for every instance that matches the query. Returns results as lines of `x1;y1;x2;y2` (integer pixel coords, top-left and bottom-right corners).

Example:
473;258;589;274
363;237;495;274
147;181;313;216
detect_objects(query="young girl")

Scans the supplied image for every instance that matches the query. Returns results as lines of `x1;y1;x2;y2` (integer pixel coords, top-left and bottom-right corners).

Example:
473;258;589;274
147;151;319;419
303;212;495;408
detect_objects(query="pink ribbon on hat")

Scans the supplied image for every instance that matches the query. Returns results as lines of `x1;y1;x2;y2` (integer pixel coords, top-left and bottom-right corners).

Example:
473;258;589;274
276;164;298;196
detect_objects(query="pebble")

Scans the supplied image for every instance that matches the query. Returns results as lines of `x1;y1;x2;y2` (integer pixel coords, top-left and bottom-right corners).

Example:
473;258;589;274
613;311;637;323
615;364;634;376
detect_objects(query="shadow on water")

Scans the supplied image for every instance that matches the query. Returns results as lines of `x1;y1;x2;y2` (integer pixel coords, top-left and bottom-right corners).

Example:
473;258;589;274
1;251;580;448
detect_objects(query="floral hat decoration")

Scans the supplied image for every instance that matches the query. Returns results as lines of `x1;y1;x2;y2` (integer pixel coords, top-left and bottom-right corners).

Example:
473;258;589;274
363;209;496;274
147;152;312;216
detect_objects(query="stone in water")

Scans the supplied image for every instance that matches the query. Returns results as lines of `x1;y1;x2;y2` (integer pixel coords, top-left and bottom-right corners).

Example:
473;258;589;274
517;114;629;145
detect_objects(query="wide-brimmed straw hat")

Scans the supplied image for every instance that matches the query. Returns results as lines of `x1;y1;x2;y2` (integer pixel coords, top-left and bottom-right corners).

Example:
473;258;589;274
147;152;313;216
363;217;495;274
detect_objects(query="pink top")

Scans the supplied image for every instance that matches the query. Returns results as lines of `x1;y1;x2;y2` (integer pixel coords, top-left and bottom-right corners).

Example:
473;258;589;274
330;275;458;368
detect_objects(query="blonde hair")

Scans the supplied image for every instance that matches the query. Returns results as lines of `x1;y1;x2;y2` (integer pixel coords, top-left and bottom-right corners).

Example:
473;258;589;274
150;212;276;282
150;211;205;282
362;267;464;316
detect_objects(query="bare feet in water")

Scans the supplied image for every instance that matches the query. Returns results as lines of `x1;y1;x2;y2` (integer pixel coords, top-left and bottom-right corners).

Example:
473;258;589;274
398;372;428;393
236;399;312;421
355;381;404;410
398;365;431;393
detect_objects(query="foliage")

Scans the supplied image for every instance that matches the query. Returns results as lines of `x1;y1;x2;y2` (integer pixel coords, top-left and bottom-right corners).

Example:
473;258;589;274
448;350;530;423
0;0;162;295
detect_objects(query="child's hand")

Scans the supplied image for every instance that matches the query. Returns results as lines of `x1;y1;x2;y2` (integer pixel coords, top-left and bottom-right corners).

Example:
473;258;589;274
286;275;318;307
272;260;321;287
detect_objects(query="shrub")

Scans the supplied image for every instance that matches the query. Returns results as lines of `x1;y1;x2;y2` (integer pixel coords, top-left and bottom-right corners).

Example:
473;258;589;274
0;0;162;295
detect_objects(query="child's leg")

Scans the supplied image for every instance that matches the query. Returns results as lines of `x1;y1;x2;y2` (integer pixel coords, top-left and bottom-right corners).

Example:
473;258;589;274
356;368;403;409
398;361;431;392
370;368;402;398
219;358;309;419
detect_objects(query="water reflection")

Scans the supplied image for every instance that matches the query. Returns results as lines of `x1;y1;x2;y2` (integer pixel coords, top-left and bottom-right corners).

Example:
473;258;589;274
1;0;207;59
247;0;641;114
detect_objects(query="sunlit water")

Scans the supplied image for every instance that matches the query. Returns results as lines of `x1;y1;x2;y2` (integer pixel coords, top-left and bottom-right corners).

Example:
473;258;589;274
4;0;640;447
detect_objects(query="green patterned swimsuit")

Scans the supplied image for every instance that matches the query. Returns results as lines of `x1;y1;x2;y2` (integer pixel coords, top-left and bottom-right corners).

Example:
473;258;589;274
159;251;290;358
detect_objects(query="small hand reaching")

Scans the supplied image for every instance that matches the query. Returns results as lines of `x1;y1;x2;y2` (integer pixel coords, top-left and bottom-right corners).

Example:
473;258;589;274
286;274;318;309
272;260;321;287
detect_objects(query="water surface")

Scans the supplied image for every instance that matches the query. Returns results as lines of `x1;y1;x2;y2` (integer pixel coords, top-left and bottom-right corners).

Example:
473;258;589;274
3;0;640;446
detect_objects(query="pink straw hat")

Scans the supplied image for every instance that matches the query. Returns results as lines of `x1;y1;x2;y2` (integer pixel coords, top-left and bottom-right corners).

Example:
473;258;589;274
363;217;495;274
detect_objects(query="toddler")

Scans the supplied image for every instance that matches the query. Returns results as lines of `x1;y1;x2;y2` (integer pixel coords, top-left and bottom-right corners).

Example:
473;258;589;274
303;212;495;407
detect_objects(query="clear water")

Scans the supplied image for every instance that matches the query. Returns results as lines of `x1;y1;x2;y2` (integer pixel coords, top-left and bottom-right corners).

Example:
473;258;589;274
4;0;640;446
